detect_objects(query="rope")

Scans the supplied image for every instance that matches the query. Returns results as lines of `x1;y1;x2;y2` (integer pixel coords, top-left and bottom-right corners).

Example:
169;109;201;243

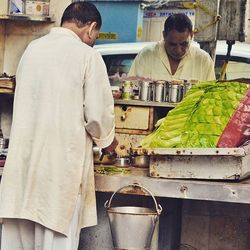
193;1;221;34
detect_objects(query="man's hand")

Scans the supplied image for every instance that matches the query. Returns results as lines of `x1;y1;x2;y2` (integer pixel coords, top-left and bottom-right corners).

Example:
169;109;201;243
102;137;118;155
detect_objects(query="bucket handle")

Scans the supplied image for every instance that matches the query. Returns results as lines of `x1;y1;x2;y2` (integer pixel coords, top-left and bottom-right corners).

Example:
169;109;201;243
104;182;162;215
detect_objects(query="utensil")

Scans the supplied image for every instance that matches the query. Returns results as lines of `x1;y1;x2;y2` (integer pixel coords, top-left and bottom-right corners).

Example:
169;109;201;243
154;81;165;102
114;157;130;168
140;81;150;101
99;152;105;161
131;155;149;168
93;146;116;164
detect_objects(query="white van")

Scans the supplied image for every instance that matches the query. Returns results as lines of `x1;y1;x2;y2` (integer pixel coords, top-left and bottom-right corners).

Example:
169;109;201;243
95;40;250;80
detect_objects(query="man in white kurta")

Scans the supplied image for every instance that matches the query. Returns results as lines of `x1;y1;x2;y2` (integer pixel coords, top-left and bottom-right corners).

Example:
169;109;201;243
129;14;215;82
0;2;117;250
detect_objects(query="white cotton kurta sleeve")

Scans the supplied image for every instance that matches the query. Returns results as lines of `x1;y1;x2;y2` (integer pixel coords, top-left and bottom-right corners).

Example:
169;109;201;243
83;51;115;149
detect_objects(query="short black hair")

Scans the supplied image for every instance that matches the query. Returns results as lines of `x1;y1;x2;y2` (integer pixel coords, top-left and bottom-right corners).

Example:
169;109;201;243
60;1;102;29
164;13;193;34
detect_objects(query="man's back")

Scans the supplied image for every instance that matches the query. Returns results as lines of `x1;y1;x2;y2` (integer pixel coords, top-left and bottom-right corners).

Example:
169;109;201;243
0;26;114;236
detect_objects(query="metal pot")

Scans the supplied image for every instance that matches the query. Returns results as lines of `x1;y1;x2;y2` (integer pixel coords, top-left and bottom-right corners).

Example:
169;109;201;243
131;155;149;168
114;157;130;168
93;146;116;164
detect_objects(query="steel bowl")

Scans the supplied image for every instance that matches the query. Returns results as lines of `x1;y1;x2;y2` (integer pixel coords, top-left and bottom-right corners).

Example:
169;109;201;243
131;155;149;168
114;157;130;168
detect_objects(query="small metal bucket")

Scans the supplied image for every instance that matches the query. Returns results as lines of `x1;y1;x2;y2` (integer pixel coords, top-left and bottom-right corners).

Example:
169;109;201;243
104;183;162;250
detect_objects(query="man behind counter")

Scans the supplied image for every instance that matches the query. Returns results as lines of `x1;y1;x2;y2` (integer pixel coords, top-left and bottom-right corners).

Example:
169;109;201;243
128;13;216;82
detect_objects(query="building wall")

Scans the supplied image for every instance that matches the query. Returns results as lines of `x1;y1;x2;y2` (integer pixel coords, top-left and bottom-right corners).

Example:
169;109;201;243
181;200;250;250
142;8;195;42
0;22;5;74
0;0;70;75
89;0;144;44
142;2;250;43
247;0;250;42
3;22;52;75
0;0;71;138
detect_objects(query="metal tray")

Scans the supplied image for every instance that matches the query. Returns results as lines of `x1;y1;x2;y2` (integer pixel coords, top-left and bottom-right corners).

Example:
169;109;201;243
132;145;250;180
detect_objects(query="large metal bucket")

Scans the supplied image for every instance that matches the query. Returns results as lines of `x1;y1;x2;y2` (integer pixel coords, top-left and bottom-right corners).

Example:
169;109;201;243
104;183;162;250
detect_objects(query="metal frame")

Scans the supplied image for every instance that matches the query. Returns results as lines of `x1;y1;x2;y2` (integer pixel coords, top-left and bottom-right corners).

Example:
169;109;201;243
94;167;250;204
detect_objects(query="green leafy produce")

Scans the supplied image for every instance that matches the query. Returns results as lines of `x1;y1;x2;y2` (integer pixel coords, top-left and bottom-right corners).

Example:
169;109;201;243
94;166;130;175
141;81;248;148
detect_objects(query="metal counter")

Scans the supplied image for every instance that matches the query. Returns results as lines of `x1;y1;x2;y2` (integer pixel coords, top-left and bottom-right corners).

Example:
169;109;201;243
1;165;250;204
94;165;250;204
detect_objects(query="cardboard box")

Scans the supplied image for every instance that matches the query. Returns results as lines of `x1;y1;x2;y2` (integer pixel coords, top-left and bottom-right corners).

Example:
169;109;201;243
25;1;50;16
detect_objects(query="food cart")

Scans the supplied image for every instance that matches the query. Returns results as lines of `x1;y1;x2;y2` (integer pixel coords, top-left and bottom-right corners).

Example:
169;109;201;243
1;0;250;249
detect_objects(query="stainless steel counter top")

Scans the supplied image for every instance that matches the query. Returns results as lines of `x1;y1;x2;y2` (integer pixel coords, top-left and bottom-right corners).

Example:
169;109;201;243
94;165;250;204
2;165;250;204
